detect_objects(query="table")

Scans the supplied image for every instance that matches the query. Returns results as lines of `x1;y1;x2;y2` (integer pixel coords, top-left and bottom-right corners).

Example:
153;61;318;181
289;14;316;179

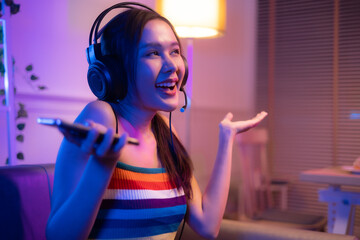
300;167;360;235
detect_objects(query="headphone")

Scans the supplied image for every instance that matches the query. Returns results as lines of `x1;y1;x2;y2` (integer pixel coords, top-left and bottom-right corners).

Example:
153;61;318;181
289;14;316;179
86;2;188;111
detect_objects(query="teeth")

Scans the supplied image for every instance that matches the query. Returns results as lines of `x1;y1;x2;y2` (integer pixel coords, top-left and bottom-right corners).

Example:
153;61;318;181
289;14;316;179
156;82;176;88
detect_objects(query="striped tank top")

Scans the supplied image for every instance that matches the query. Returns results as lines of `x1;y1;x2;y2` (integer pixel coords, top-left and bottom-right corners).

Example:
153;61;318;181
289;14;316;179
88;161;187;239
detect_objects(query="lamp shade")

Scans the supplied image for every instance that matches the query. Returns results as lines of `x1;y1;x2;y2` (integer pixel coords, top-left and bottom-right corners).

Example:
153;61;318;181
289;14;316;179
156;0;226;38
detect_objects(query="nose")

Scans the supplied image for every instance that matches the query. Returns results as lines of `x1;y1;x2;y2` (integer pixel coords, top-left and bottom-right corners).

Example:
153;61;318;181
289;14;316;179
162;55;178;73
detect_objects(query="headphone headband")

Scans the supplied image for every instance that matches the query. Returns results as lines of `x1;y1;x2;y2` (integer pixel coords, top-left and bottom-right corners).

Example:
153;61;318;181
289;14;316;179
86;1;188;111
89;2;156;46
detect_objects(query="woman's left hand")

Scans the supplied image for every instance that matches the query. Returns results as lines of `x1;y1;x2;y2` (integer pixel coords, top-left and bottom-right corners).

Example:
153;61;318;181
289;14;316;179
219;111;268;139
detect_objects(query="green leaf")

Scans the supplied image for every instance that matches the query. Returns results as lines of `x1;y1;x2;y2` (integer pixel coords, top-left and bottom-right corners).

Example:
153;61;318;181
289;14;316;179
16;110;28;119
0;89;4;95
0;61;5;76
25;64;33;71
16;134;24;142
16;103;28;119
38;85;47;90
2;98;6;106
17;123;25;130
17;152;24;160
30;74;39;81
10;3;21;15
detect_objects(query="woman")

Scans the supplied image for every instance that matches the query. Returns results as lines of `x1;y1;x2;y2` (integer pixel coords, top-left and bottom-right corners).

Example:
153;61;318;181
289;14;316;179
46;3;267;240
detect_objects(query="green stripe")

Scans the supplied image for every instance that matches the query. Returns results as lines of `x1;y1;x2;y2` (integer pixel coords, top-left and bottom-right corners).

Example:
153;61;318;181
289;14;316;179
116;161;166;174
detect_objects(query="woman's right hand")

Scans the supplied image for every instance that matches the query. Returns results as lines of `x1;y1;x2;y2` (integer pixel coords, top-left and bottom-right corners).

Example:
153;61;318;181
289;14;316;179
60;120;128;162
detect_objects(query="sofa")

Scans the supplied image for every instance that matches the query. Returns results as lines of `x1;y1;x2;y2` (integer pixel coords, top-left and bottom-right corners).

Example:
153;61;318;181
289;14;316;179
0;164;358;240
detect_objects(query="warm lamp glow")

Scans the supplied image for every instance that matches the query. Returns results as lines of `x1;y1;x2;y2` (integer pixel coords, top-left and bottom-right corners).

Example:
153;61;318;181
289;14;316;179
156;0;226;38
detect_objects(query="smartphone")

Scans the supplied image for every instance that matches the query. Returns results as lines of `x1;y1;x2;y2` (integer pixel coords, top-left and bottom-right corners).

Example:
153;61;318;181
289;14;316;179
37;117;139;146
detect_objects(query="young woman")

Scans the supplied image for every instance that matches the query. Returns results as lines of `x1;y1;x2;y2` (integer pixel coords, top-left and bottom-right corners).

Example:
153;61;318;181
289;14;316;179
46;3;267;240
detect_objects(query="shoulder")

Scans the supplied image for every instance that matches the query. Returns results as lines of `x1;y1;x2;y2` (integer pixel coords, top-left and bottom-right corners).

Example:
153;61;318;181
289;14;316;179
75;100;116;128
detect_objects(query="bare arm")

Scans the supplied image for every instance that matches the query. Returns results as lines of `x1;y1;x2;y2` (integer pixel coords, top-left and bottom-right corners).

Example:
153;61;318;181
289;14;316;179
186;111;268;239
46;101;128;240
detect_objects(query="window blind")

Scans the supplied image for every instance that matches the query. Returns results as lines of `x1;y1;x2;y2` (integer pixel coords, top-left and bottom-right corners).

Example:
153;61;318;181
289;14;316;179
256;0;360;236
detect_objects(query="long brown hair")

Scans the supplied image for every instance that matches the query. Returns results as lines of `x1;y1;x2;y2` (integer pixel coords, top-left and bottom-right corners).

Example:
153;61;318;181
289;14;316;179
101;8;193;199
152;114;193;199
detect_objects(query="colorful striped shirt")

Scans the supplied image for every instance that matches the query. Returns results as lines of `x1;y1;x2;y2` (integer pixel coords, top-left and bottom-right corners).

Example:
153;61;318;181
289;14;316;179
88;161;187;239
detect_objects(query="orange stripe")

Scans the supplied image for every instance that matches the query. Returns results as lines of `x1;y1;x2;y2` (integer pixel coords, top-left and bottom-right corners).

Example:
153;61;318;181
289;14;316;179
113;167;170;182
108;179;175;190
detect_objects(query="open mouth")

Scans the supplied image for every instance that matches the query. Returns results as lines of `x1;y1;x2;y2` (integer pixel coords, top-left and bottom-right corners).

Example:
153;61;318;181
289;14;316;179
155;82;176;91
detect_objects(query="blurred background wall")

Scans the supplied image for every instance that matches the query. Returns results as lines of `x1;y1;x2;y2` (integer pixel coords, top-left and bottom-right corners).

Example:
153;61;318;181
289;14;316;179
0;0;257;192
2;0;360;237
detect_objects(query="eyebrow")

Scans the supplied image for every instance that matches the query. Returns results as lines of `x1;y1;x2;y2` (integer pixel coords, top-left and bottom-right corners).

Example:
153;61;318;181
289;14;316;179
139;42;180;50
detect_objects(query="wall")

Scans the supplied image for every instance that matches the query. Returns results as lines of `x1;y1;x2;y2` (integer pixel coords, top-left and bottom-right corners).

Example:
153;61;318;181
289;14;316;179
1;0;257;193
186;0;258;191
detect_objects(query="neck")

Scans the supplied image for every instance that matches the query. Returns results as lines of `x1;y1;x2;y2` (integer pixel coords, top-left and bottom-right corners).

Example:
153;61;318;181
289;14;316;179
111;101;156;138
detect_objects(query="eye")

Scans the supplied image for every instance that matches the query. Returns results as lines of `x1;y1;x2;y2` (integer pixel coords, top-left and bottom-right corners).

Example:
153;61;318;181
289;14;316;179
146;50;159;57
171;49;180;55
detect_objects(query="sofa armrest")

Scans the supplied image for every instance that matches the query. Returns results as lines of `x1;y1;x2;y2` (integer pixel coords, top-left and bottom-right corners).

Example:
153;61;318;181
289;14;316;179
179;219;359;240
0;164;55;240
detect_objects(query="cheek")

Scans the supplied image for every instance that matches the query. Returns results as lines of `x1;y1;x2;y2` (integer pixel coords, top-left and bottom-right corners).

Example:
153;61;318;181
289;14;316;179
137;63;151;79
137;61;159;83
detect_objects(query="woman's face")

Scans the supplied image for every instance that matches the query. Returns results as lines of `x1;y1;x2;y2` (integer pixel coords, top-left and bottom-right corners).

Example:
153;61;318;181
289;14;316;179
133;19;185;112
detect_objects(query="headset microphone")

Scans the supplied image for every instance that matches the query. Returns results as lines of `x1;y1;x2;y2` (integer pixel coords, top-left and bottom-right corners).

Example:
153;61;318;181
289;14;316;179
179;55;189;113
180;87;187;113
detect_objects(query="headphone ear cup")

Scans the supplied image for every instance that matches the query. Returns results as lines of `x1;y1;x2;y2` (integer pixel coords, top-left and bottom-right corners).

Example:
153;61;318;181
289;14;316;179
87;55;127;102
181;55;188;89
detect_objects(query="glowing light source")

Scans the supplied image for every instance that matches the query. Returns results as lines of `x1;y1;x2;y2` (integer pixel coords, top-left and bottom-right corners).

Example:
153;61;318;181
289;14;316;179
156;0;226;38
350;112;360;120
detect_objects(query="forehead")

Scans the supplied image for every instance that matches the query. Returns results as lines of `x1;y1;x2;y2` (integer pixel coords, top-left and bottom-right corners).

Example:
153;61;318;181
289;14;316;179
139;19;179;46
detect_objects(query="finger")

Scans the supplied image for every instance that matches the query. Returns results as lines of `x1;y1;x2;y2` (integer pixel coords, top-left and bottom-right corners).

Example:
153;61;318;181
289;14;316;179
81;127;99;154
256;111;268;119
234;111;268;134
253;111;268;122
113;132;128;152
248;111;268;127
223;112;233;121
96;128;115;156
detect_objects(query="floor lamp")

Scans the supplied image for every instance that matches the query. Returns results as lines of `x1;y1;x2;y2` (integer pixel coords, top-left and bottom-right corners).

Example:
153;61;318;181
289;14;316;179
156;0;226;149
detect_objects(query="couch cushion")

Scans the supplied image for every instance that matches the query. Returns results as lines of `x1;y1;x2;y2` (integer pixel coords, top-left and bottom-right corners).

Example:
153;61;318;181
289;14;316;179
179;219;358;240
0;164;55;240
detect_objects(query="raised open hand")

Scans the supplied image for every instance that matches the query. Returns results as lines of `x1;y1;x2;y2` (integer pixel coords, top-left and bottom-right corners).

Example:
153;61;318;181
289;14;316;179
219;111;268;139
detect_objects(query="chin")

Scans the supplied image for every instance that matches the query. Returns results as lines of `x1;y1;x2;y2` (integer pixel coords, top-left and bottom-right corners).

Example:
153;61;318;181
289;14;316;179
158;97;179;112
156;100;178;112
160;105;178;112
